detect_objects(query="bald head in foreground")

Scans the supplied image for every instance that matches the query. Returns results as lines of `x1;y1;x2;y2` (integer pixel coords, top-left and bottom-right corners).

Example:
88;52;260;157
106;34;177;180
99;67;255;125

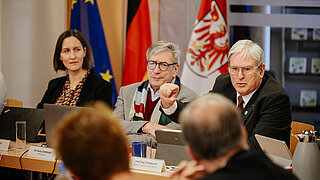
54;102;131;180
172;93;298;180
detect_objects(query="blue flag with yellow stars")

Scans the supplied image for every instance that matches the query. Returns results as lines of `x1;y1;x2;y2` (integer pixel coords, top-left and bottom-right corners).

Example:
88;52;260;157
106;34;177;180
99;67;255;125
70;0;117;107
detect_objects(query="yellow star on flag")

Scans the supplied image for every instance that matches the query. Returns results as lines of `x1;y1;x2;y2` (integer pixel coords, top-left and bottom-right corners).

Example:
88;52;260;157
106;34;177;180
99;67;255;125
71;0;77;10
85;0;94;5
100;70;113;82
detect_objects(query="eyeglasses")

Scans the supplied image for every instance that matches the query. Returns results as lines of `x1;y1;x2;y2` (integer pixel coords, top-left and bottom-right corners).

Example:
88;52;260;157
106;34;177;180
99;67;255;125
147;61;177;71
228;65;260;75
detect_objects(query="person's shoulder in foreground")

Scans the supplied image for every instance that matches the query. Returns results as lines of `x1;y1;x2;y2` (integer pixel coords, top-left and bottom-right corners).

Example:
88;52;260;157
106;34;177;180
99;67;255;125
54;102;131;180
171;93;298;180
201;150;298;180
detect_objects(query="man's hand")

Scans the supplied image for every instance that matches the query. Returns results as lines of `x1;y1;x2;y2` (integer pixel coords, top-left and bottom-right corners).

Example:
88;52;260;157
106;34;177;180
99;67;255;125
159;83;179;109
142;122;169;137
171;160;207;180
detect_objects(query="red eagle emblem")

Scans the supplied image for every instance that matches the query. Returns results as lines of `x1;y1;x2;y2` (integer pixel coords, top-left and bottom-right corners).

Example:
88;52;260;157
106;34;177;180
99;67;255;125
185;1;229;77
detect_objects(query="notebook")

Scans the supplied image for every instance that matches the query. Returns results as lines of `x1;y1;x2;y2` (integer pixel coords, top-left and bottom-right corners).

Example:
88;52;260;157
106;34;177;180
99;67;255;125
255;134;293;168
44;104;85;147
0;106;44;142
155;129;191;166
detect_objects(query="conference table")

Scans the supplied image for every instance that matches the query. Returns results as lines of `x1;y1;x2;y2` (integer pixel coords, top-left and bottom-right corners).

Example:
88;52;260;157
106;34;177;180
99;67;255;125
0;141;170;180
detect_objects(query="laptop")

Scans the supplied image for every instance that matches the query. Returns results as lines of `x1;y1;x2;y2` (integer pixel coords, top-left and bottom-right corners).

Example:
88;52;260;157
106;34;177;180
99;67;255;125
155;129;191;166
44;104;85;147
255;134;293;168
0;106;44;142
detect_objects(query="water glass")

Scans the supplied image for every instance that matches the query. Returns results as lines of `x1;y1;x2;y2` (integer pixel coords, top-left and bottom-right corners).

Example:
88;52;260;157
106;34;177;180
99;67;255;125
16;121;26;149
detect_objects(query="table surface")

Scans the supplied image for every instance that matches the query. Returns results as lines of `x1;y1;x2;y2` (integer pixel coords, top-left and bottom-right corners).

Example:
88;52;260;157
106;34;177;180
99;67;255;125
0;142;59;174
0;141;170;180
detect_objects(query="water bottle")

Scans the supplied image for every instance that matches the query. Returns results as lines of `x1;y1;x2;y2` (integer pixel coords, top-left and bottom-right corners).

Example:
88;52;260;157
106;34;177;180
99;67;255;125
55;163;73;180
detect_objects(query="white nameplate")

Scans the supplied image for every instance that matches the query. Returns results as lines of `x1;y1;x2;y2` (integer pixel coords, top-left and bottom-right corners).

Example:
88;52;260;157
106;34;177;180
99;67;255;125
0;139;10;151
28;146;56;161
130;156;166;173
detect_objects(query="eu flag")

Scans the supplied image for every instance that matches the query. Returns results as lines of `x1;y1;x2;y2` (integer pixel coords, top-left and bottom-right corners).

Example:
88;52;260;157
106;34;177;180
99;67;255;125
70;0;117;107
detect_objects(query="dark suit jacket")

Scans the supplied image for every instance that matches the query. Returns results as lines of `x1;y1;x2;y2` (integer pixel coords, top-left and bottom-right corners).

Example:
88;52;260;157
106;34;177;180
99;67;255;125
37;69;113;109
211;73;292;150
164;73;292;150
201;150;298;180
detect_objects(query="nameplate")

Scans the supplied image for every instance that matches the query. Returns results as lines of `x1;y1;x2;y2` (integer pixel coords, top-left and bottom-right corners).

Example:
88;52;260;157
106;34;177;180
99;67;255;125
28;146;56;161
0;139;10;151
130;156;166;173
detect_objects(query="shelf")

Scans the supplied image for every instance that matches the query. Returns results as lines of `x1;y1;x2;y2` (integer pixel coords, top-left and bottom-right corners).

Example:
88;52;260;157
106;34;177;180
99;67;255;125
284;73;320;82
282;7;320;124
285;73;320;77
285;39;320;43
292;105;320;112
285;41;320;52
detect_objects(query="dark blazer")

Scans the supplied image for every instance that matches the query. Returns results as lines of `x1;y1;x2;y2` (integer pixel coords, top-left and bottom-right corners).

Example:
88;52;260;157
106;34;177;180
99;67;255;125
201;150;298;180
163;73;292;150
211;73;292;150
37;69;113;109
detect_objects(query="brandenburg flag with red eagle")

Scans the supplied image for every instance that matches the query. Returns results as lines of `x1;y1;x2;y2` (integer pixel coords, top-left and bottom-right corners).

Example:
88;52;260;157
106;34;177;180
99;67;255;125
181;0;229;95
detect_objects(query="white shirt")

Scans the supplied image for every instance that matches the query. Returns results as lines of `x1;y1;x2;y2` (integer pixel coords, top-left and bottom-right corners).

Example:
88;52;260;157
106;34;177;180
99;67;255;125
148;84;160;101
0;72;7;113
236;79;262;109
236;90;256;109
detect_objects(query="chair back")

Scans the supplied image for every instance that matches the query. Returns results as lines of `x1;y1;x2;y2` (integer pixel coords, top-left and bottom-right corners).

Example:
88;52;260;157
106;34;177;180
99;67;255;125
290;121;315;155
6;98;23;107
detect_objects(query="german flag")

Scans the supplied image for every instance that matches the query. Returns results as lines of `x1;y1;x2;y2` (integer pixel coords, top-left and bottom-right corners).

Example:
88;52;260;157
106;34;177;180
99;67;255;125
123;0;152;86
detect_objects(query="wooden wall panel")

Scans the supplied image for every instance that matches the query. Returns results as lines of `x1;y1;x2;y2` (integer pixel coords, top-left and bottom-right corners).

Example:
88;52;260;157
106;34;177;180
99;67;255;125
97;0;124;91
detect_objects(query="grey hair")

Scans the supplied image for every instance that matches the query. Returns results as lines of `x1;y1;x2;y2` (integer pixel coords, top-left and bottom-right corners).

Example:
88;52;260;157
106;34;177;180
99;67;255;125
228;39;264;67
179;93;246;160
146;40;181;65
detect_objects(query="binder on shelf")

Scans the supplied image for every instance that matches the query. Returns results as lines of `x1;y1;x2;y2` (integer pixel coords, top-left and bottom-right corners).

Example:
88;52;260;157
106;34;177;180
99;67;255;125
291;28;308;40
300;90;317;107
289;57;307;74
311;57;320;74
313;28;320;41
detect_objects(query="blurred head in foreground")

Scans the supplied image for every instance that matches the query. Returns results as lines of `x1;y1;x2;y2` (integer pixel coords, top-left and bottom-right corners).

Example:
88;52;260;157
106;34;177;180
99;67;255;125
54;102;130;180
175;93;298;180
180;93;248;161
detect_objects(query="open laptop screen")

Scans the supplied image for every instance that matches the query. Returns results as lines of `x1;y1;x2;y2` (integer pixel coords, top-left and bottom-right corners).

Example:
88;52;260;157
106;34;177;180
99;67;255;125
0;106;44;142
155;129;191;166
44;104;85;147
255;134;292;168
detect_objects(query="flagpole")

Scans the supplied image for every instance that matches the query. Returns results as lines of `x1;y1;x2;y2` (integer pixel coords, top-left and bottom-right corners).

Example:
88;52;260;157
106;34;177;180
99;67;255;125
122;0;128;86
67;0;71;29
